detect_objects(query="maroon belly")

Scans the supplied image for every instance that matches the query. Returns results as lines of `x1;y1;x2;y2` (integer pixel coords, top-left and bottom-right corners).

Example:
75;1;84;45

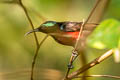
52;32;79;46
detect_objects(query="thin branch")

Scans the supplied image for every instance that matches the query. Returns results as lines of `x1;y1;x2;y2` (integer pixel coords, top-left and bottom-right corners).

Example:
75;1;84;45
30;35;48;80
88;0;110;23
74;19;85;50
18;0;39;47
85;0;101;23
75;75;120;79
75;0;101;51
65;20;85;79
17;1;49;80
64;0;104;79
64;0;103;79
66;49;113;79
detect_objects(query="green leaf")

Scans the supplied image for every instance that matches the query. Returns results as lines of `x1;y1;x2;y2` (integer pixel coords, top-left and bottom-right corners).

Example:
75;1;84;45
87;19;120;49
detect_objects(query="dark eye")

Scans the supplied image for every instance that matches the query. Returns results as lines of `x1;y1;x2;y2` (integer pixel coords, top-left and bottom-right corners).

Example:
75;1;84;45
60;24;66;30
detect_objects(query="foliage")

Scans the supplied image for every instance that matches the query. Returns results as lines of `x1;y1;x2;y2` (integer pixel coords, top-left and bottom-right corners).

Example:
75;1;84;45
87;19;120;49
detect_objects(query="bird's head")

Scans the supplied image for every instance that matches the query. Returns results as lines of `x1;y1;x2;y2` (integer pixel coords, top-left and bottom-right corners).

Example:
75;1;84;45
25;21;61;36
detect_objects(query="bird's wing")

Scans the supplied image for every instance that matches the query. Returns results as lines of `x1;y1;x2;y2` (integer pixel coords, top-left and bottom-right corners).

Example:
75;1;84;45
59;22;98;32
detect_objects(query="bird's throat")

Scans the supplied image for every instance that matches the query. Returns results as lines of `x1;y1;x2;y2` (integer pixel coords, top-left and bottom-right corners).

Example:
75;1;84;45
66;32;79;39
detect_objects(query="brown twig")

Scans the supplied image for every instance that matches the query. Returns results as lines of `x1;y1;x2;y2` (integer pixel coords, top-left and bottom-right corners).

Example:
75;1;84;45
18;0;39;47
64;0;102;79
18;0;48;80
75;0;101;51
74;75;120;79
65;20;85;79
67;49;113;79
75;75;120;79
74;19;85;50
30;35;48;80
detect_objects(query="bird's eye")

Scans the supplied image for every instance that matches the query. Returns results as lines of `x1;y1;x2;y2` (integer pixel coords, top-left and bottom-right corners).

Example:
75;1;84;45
60;24;66;31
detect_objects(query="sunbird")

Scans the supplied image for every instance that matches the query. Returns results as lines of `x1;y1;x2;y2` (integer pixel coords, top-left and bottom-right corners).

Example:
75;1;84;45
26;21;97;51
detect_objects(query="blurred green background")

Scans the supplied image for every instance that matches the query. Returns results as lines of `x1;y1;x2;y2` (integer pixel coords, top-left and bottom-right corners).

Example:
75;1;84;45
0;0;120;80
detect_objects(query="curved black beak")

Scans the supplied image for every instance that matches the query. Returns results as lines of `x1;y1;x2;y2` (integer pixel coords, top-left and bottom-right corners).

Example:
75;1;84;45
25;28;40;36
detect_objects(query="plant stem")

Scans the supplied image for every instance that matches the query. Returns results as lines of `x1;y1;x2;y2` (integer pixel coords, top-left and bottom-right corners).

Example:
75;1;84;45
75;75;120;79
19;0;39;47
31;35;48;80
18;1;49;80
64;0;102;79
67;49;113;79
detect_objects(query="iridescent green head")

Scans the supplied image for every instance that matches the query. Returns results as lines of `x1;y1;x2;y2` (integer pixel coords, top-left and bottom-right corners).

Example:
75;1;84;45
42;21;56;27
25;21;60;36
40;21;58;33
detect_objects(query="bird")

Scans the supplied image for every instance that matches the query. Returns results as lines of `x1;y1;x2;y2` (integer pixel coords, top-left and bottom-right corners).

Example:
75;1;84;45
26;21;97;52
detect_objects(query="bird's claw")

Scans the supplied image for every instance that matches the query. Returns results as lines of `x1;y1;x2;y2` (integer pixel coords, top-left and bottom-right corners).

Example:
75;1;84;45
67;64;74;69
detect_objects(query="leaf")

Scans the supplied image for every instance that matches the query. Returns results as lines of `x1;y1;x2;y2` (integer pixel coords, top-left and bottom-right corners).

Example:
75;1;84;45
87;19;120;49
